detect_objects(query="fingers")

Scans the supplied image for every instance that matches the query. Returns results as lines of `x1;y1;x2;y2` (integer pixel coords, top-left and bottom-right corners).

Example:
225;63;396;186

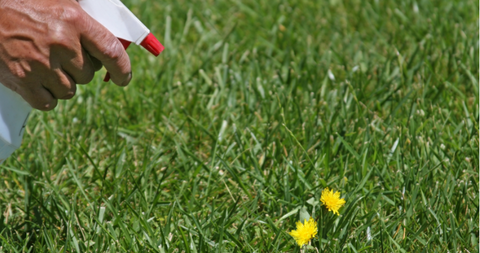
22;63;76;110
24;67;76;111
61;47;96;84
78;14;132;86
87;53;103;72
7;59;75;110
15;82;58;111
43;68;77;100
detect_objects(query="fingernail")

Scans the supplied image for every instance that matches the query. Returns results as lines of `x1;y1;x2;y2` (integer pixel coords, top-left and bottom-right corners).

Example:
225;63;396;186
61;93;75;100
121;72;132;86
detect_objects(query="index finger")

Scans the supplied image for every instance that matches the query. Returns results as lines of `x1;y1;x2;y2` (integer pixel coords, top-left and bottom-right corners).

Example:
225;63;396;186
78;13;132;86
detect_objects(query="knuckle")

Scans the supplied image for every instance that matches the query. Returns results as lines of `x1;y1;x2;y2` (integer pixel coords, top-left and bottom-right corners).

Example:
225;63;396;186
47;6;82;48
8;63;28;80
58;5;82;24
48;26;76;50
51;35;72;49
47;30;75;55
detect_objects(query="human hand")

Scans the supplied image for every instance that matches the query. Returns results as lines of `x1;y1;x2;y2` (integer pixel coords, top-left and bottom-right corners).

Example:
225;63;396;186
0;0;132;111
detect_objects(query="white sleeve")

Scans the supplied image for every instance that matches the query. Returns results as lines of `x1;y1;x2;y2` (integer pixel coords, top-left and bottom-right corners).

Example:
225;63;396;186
0;83;31;164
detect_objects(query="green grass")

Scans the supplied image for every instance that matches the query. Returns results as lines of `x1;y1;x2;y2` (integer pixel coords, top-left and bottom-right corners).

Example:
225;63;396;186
0;0;478;252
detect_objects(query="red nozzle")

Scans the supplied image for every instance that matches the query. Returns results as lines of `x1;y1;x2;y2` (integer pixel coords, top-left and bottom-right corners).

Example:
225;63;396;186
140;33;164;56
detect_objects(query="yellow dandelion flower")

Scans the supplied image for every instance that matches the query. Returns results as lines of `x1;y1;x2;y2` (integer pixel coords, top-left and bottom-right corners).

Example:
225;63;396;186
320;188;346;215
288;218;317;248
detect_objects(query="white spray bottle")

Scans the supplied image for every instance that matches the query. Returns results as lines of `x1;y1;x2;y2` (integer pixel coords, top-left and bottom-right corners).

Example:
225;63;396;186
0;0;164;164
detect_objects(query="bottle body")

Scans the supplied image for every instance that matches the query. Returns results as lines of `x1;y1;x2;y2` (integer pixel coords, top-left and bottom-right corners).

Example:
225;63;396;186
0;83;32;164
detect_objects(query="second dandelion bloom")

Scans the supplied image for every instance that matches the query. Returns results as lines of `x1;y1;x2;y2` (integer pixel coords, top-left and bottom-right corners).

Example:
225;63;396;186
288;218;318;248
320;188;346;215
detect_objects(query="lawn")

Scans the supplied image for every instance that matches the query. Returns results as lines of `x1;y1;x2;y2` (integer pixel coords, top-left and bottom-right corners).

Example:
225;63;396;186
0;0;478;252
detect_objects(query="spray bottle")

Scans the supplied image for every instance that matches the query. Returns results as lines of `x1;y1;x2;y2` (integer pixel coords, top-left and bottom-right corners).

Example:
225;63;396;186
0;0;164;164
